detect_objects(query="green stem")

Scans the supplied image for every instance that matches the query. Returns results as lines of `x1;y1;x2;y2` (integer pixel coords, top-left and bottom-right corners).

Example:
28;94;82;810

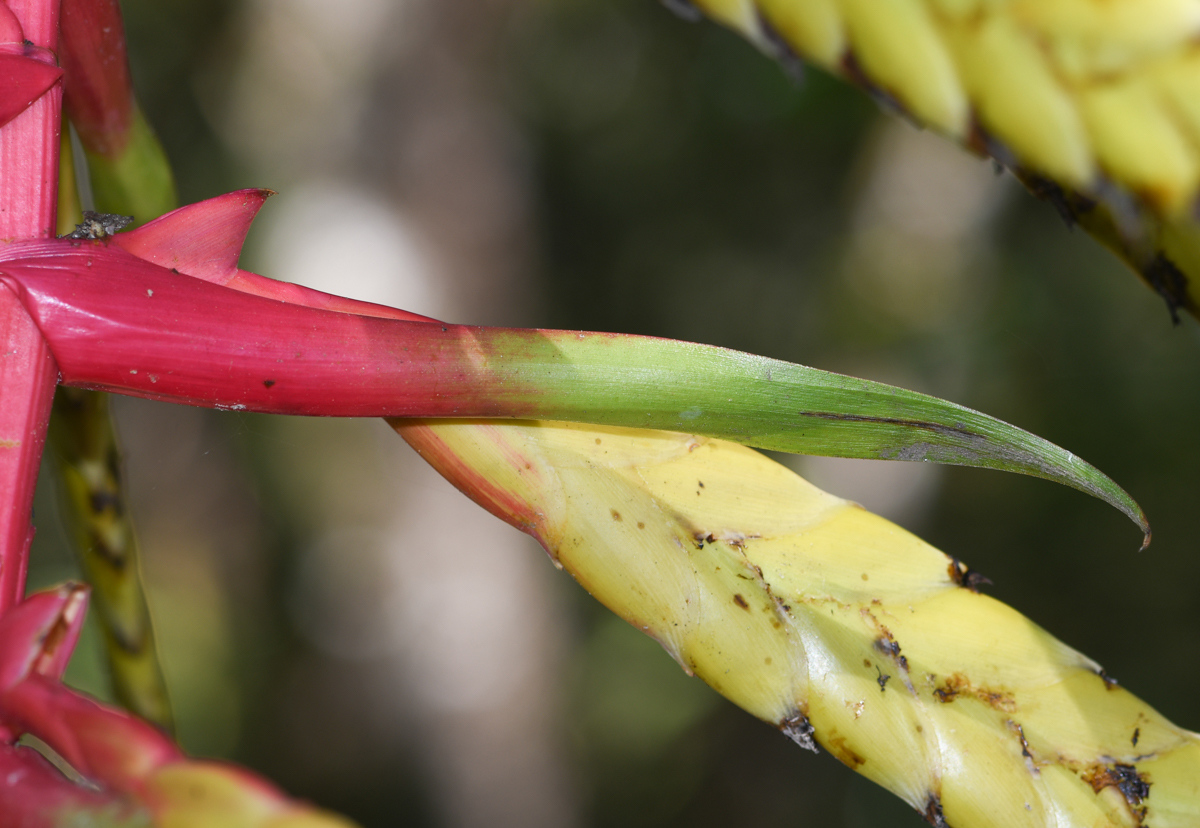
48;387;174;733
49;124;174;732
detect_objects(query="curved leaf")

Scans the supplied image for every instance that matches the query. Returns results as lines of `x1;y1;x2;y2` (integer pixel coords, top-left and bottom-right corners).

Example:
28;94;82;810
0;237;1147;540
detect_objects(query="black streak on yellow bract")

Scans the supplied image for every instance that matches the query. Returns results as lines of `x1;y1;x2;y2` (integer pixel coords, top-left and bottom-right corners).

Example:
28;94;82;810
733;594;749;610
948;557;992;592
1084;763;1151;825
921;793;948;828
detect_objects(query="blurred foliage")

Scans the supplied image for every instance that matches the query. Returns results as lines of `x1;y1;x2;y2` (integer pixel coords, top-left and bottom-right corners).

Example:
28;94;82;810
26;0;1200;826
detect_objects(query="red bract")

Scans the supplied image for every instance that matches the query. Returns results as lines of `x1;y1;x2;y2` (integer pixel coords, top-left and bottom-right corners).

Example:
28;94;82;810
0;54;62;132
58;0;130;156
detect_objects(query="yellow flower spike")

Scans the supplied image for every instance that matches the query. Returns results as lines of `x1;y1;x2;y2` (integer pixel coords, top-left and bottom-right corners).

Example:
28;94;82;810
835;0;969;136
1011;0;1200;80
688;0;759;37
942;15;1093;187
755;0;844;69
1078;77;1199;215
673;0;1200;318
1151;51;1200;149
396;418;1200;826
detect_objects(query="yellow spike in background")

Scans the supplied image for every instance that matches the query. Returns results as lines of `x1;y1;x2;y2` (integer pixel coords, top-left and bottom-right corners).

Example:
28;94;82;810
394;418;1199;827
679;0;1200;321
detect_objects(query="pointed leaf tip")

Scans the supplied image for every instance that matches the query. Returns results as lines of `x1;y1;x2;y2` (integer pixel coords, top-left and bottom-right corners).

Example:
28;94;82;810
113;188;275;284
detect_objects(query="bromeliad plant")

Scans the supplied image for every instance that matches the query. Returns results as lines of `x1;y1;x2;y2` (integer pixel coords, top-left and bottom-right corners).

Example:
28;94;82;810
0;0;1197;826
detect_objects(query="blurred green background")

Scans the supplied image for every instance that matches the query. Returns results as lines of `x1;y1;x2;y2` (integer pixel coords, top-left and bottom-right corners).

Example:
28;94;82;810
27;1;1200;826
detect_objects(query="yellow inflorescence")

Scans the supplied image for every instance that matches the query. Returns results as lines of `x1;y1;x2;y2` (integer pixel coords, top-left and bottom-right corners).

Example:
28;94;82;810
398;418;1199;827
681;0;1200;318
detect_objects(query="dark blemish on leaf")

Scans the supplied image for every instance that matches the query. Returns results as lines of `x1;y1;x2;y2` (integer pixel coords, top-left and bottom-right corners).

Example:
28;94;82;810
610;509;622;522
780;712;818;754
863;659;871;669
798;411;984;443
948;558;992;592
1145;254;1191;325
922;793;948;828
876;665;890;692
58;211;134;240
263;379;276;388
698;480;704;488
1098;669;1119;690
658;0;702;21
755;10;805;84
1084;763;1150;822
1132;727;1140;747
733;594;749;610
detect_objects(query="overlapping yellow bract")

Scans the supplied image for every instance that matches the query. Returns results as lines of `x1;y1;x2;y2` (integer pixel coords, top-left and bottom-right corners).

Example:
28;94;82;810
396;418;1199;827
684;0;1200;317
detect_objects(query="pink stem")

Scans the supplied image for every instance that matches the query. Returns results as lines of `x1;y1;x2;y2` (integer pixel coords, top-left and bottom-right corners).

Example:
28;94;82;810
0;0;61;618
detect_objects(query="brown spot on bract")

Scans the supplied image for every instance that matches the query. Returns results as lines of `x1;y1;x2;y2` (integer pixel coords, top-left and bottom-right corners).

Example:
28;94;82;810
863;659;871;669
1083;763;1150;822
932;673;1016;713
595;438;601;444
698;480;704;488
636;521;645;529
825;730;865;769
263;379;276;388
610;509;622;522
733;594;749;610
922;793;948;828
861;572;869;581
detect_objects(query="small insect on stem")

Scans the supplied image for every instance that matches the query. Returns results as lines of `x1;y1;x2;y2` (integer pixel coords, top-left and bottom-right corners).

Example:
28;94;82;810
60;211;134;240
